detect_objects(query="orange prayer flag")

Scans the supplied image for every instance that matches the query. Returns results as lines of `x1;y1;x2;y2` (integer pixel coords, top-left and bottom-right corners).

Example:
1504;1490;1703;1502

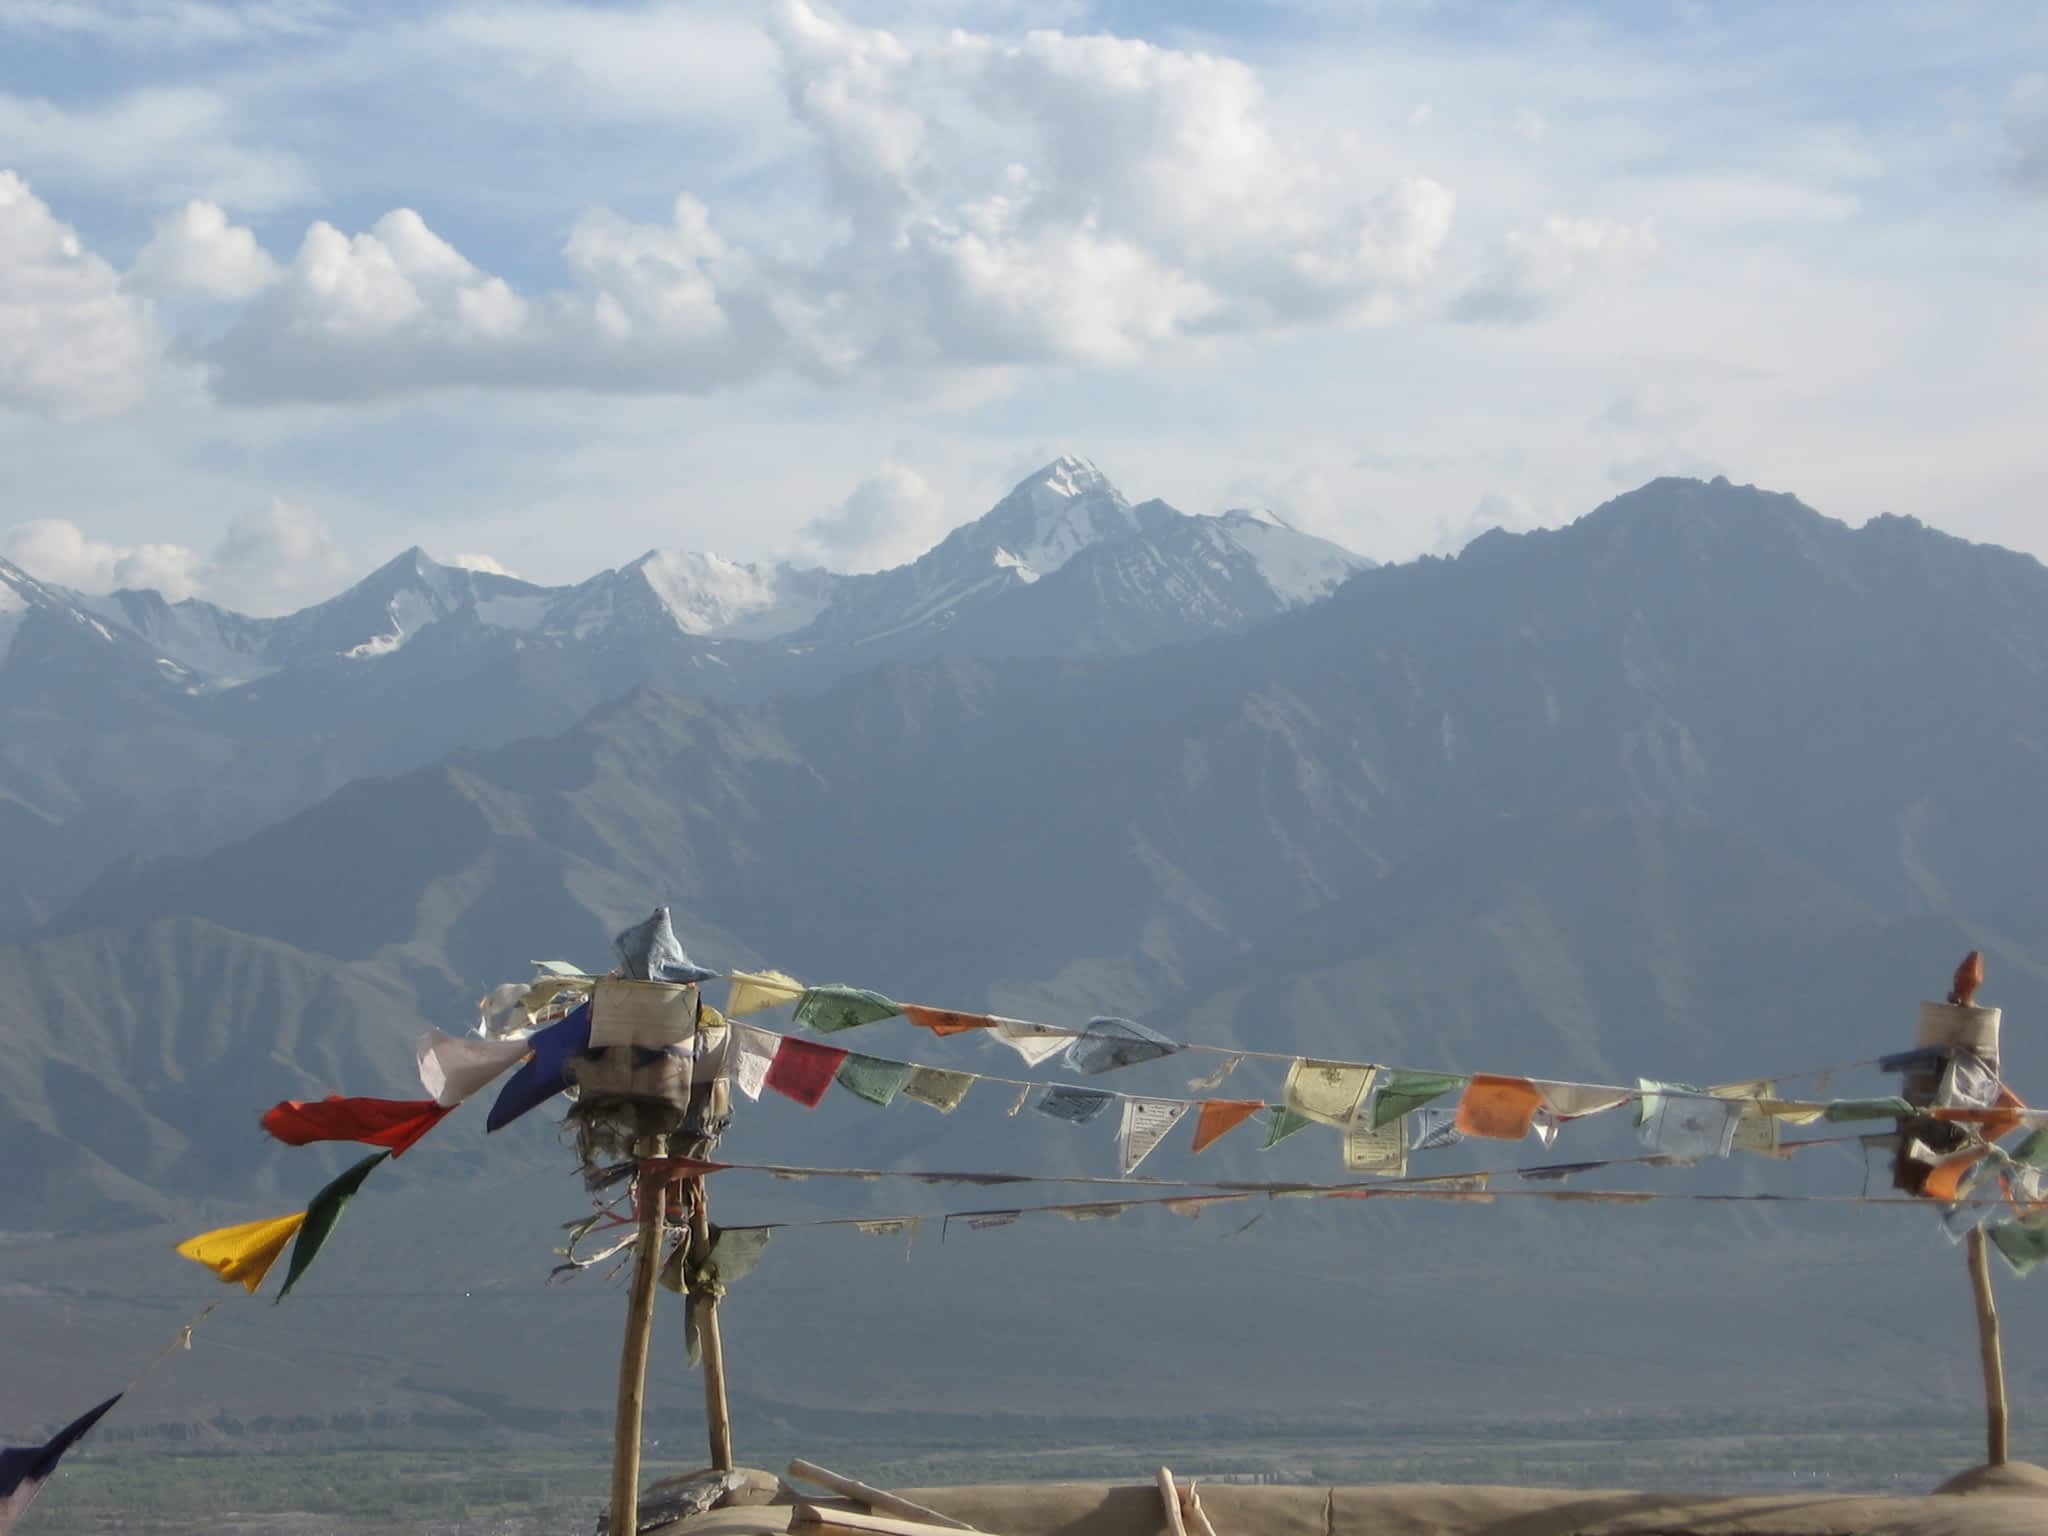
1190;1099;1262;1154
901;1004;993;1036
1924;1151;1988;1204
1455;1075;1544;1141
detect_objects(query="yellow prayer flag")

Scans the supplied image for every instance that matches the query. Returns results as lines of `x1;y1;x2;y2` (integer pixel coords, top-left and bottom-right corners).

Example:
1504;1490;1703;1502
1757;1099;1828;1125
1283;1059;1377;1127
176;1212;308;1293
726;970;805;1018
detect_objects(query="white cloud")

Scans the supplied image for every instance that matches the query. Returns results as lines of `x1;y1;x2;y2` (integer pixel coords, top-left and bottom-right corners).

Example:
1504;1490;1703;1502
1451;215;1657;326
1;0;335;49
0;517;204;597
796;460;949;572
208;497;351;611
0;88;311;212
0;170;158;417
2008;74;2048;195
183;1;1455;403
128;199;279;299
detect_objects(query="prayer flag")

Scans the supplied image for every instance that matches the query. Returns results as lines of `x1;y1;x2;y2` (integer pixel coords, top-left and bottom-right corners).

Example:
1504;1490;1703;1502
1711;1080;1781;1156
613;906;715;984
1640;1091;1740;1162
176;1211;306;1292
1371;1071;1466;1129
793;985;899;1033
1187;1055;1244;1092
1190;1099;1261;1154
417;1029;532;1107
1924;1152;1989;1204
1530;1108;1560;1148
660;1226;773;1365
1343;1111;1407;1175
836;1052;911;1107
260;1096;452;1158
485;1004;592;1132
729;1022;778;1101
588;978;701;1049
1;1395;120;1535
902;1004;992;1036
764;1037;848;1107
901;1066;973;1114
1065;1018;1181;1075
476;981;531;1039
1412;1108;1463;1150
1822;1097;1913;1123
1261;1105;1313;1148
1991;1215;2048;1276
1533;1081;1632;1120
726;970;805;1017
993;1017;1069;1067
1118;1099;1188;1175
277;1152;388;1301
1035;1084;1114;1125
1455;1075;1543;1140
1283;1060;1377;1127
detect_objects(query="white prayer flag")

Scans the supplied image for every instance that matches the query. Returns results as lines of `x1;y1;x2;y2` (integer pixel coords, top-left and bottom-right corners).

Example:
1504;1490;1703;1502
1118;1099;1188;1176
1533;1081;1631;1119
730;1022;779;1101
993;1016;1070;1067
417;1030;532;1107
1343;1111;1407;1175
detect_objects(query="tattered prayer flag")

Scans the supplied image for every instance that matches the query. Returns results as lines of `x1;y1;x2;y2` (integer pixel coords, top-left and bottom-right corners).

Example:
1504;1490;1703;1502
1822;1097;1913;1124
1283;1060;1377;1127
1118;1099;1187;1176
1060;1201;1134;1221
1191;1099;1261;1154
418;1029;532;1107
260;1096;452;1158
1530;1109;1560;1149
902;1004;992;1036
1991;1215;2048;1276
660;1226;773;1365
1065;1018;1181;1076
1760;1100;1829;1124
1006;1084;1032;1115
1412;1107;1463;1151
177;1212;306;1292
477;982;531;1039
793;985;899;1033
765;1037;849;1107
613;906;715;984
729;1022;778;1101
993;1017;1070;1067
854;1218;917;1240
1371;1071;1466;1129
726;970;804;1018
277;1151;388;1301
1641;1091;1740;1162
485;1004;592;1132
1343;1111;1407;1175
1712;1080;1781;1157
1533;1081;1632;1120
2012;1130;2048;1169
836;1052;912;1107
1924;1152;1989;1204
901;1066;973;1114
1261;1105;1314;1148
1455;1075;1544;1140
1;1394;121;1535
1187;1055;1244;1093
1036;1084;1114;1125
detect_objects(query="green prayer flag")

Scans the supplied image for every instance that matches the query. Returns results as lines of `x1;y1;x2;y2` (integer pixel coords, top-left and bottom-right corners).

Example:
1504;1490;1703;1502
1990;1217;2048;1277
836;1052;911;1106
2011;1130;2048;1169
1371;1071;1466;1129
794;985;900;1032
901;1066;973;1114
1261;1105;1313;1149
662;1226;774;1364
1821;1096;1913;1123
276;1151;389;1301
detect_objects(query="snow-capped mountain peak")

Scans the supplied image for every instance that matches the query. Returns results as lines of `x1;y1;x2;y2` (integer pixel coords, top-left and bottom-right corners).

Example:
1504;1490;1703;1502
623;550;839;641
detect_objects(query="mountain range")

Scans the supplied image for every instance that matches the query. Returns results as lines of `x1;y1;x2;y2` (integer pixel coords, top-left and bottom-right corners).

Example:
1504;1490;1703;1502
7;470;2047;1434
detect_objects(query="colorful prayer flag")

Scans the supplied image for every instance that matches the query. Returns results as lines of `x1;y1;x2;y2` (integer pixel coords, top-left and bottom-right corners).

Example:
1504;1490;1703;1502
260;1097;452;1158
1455;1075;1543;1140
1261;1105;1314;1148
729;1022;778;1100
1191;1099;1262;1153
176;1212;306;1293
1065;1017;1181;1075
485;1004;592;1132
1;1395;121;1535
417;1029;532;1107
1532;1081;1632;1119
902;1004;992;1036
1118;1099;1188;1175
1284;1060;1377;1127
793;985;899;1033
1370;1071;1465;1129
1412;1107;1463;1150
1821;1097;1913;1123
277;1152;388;1301
901;1066;973;1113
725;970;805;1017
764;1036;849;1107
1035;1084;1114;1125
835;1052;912;1107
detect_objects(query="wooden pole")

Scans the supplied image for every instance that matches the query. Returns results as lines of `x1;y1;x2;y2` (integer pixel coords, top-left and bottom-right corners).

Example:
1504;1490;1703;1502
1156;1468;1189;1536
1968;1224;2010;1466
611;1143;668;1536
689;1173;735;1471
786;1460;977;1531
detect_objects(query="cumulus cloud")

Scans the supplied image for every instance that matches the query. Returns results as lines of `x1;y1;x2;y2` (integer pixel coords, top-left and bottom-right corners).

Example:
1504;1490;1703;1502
0;170;157;417
128;199;279;299
796;461;950;571
2007;74;2048;196
1451;214;1657;326
185;0;1455;404
0;517;204;597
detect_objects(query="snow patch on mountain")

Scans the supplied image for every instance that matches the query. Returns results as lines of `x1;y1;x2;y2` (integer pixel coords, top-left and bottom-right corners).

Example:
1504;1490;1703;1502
627;550;839;641
1210;511;1371;605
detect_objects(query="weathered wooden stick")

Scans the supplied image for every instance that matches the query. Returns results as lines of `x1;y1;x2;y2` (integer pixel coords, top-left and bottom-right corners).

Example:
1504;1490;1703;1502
1181;1481;1220;1536
611;1147;669;1536
1968;1224;2010;1466
689;1174;735;1471
787;1460;978;1531
1156;1468;1189;1536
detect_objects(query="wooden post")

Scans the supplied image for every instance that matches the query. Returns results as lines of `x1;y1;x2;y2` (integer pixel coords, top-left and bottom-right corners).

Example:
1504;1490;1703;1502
611;1141;668;1536
689;1173;735;1471
1969;1225;2011;1466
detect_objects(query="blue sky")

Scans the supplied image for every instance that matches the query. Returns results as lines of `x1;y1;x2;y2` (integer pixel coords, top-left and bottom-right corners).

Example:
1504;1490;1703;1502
2;0;2044;611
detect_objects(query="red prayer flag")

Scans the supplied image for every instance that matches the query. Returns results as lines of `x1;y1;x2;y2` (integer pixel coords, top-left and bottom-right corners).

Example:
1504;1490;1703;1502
765;1037;849;1107
1455;1075;1544;1140
901;1004;992;1036
1190;1099;1262;1154
260;1096;454;1158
